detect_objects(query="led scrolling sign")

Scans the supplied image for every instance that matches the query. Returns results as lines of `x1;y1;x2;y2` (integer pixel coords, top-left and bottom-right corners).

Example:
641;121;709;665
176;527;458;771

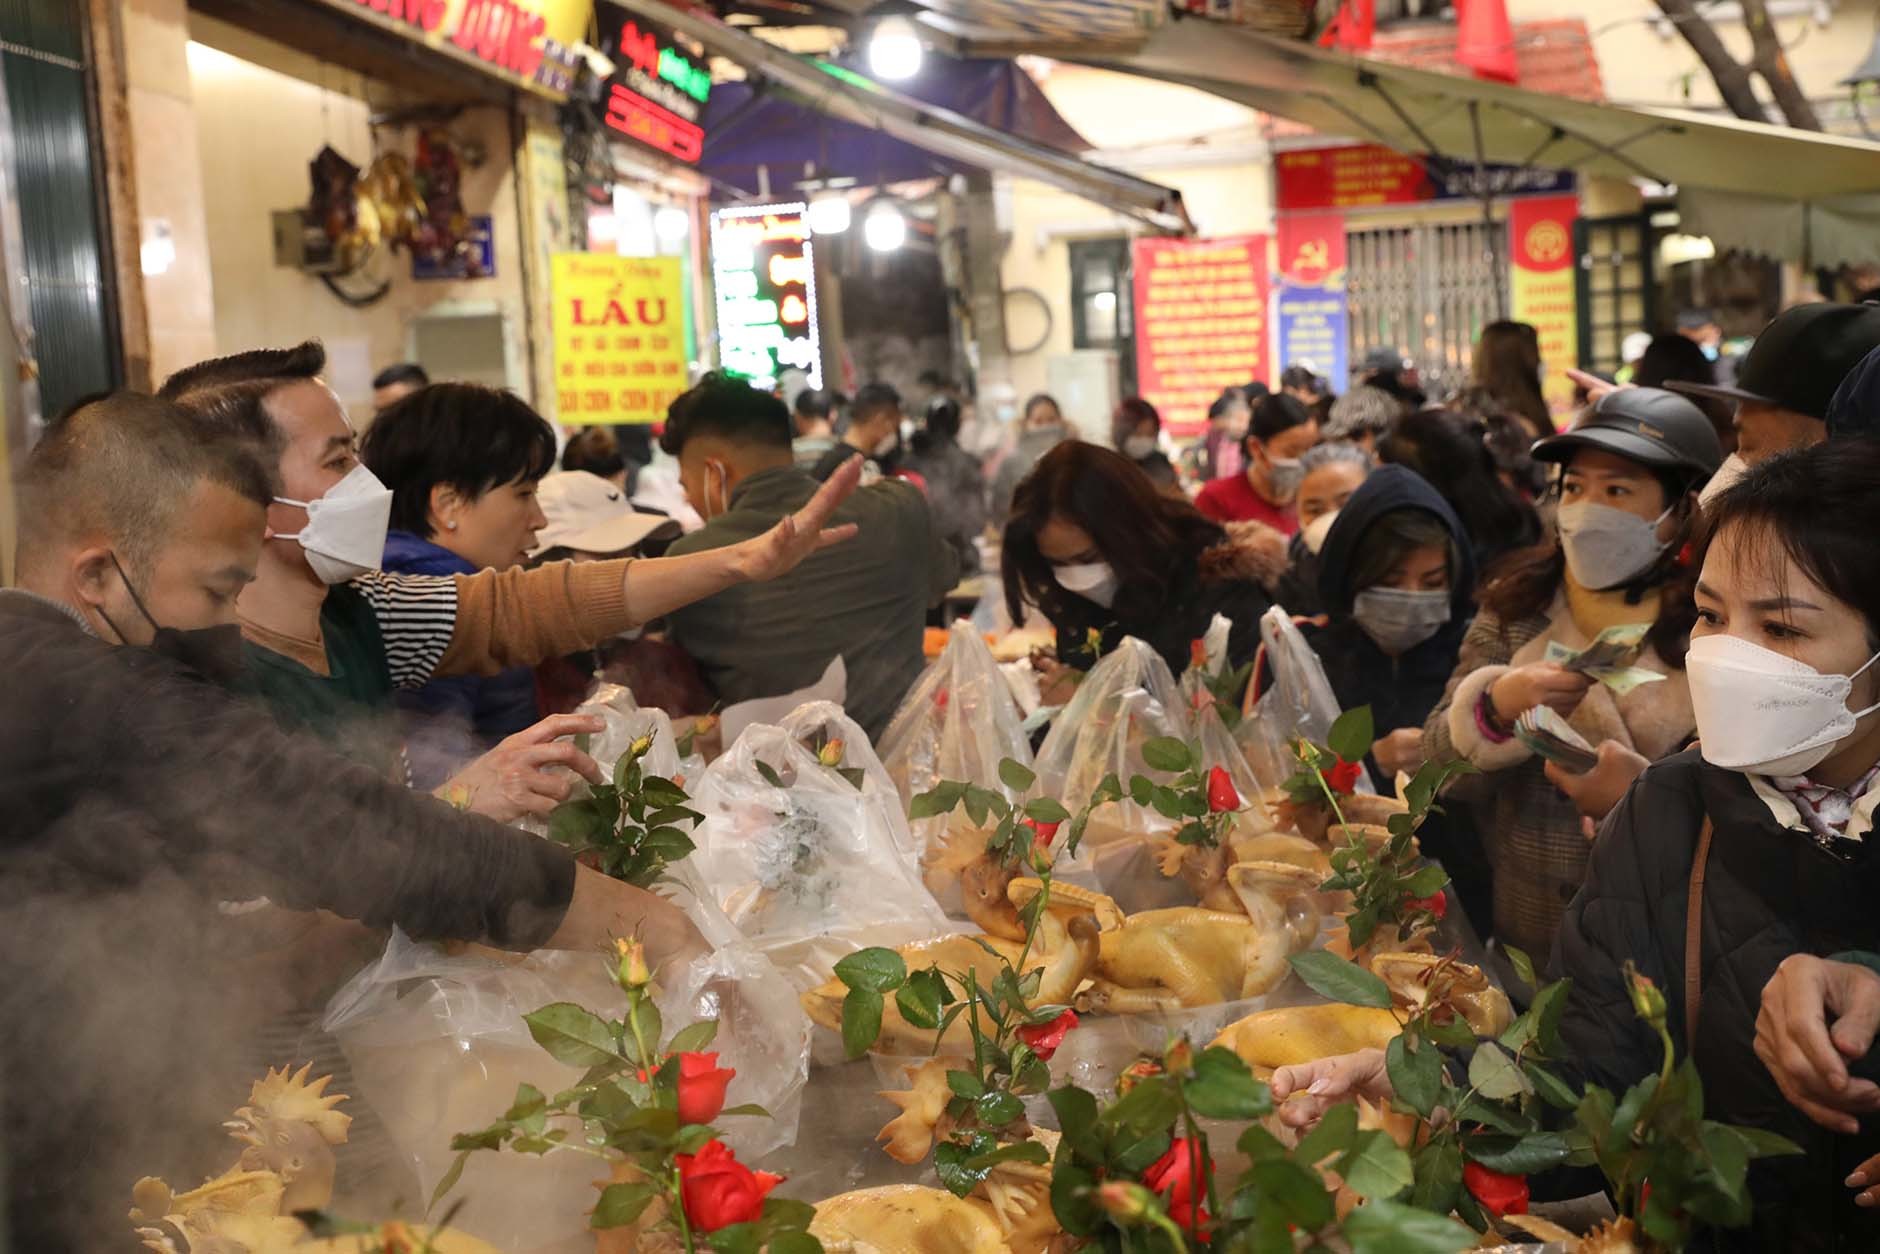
710;203;823;391
599;8;712;163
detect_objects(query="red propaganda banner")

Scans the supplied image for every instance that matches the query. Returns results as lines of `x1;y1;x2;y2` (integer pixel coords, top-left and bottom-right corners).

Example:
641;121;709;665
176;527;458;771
1276;145;1427;212
1508;195;1580;414
1274;212;1349;385
1132;234;1269;438
1276;212;1347;286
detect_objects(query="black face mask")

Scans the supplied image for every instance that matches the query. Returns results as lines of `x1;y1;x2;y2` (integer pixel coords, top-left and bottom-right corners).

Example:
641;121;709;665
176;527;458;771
99;554;249;687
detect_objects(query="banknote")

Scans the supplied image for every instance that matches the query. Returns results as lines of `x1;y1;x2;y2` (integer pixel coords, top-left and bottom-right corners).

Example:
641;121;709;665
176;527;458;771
1546;624;1665;695
1515;706;1600;773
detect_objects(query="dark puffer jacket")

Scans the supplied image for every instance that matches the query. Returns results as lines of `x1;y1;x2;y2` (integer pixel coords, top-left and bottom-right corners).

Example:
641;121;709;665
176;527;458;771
1554;749;1880;1253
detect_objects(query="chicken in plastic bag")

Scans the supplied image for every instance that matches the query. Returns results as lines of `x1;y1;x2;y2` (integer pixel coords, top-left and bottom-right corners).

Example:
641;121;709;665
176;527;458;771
775;700;920;872
322;931;808;1254
877;621;1043;911
666;724;950;992
519;688;706;844
1238;606;1376;796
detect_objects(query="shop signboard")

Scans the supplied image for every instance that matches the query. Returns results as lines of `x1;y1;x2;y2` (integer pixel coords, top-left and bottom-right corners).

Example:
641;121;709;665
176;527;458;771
595;3;710;164
709;203;822;391
1131;233;1269;439
1276;143;1572;211
323;0;588;100
411;215;495;280
1509;195;1581;413
551;253;688;424
1273;212;1348;387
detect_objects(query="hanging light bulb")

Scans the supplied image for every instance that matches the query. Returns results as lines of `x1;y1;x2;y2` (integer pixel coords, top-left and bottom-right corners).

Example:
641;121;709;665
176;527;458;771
862;201;906;252
867;13;923;81
653;205;690;243
806;195;852;235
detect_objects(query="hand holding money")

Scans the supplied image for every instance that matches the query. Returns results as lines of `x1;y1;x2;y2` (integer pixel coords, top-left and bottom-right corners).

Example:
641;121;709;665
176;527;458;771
1492;663;1593;724
1545;624;1666;696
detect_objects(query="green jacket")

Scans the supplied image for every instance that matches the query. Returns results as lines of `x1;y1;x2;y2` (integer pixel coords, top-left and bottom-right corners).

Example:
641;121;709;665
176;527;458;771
665;465;959;741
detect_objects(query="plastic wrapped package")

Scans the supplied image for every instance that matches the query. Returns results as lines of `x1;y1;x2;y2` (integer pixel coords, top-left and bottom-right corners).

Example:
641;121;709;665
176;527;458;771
668;724;951;992
1238;607;1376;794
877;622;1042;911
775;701;919;871
323;932;809;1254
519;687;705;844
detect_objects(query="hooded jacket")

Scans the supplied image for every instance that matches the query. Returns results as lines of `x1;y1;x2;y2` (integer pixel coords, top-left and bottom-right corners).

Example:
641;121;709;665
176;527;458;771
1555;749;1880;1252
1053;521;1288;680
1305;466;1478;740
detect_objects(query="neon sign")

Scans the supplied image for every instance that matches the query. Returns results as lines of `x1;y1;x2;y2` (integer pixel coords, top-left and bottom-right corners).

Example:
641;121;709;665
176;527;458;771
710;203;822;390
597;4;710;164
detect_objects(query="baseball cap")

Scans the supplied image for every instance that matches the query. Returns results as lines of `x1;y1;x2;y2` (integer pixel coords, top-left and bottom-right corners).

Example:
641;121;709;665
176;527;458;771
531;471;681;557
1532;386;1722;479
1666;302;1880;421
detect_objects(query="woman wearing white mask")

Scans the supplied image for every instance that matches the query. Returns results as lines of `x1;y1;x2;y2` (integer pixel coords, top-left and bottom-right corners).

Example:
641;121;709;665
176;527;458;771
1272;441;1375;618
1421;388;1721;961
1003;442;1285;705
1195;392;1320;534
1111;396;1180;496
1273;443;1880;1251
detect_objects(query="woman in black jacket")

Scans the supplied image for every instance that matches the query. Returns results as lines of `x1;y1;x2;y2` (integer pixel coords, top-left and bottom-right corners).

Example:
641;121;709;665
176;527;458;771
1004;441;1284;701
1271;441;1880;1252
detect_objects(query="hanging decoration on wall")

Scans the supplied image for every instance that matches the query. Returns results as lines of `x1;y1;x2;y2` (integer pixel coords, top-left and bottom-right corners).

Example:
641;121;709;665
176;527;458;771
410;129;484;277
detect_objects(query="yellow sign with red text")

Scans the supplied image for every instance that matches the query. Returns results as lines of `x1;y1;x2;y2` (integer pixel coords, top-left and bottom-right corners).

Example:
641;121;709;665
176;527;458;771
1509;196;1580;415
312;0;590;99
552;253;688;425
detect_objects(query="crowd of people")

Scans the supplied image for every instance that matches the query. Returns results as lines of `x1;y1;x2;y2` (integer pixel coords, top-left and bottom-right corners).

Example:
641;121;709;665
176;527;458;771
8;298;1880;1248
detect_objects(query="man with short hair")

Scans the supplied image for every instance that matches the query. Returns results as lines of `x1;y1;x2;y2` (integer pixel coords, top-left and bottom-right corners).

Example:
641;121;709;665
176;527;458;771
1669;302;1880;466
812;380;903;482
161;343;858;820
371;361;429;413
1322;385;1402;452
792;387;840;471
1;393;702;1249
660;373;958;739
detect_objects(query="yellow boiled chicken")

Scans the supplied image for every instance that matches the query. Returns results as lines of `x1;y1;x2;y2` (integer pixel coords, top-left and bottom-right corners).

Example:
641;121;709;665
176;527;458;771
809;1185;1009;1253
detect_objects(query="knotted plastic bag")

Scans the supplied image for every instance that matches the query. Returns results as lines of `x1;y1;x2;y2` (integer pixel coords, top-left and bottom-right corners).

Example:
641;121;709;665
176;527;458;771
776;700;919;872
322;931;808;1253
1239;607;1376;795
878;622;1042;910
667;723;950;992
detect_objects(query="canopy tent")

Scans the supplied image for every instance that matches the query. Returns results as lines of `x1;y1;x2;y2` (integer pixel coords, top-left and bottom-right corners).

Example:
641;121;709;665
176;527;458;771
610;0;1191;232
699;57;1092;198
1049;15;1880;264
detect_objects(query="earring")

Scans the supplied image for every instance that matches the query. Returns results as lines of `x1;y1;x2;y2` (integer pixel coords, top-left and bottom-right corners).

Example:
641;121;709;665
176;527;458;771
446;521;459;531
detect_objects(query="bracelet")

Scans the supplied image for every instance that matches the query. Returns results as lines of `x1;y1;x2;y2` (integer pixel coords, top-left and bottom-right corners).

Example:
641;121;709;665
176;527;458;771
1474;688;1514;744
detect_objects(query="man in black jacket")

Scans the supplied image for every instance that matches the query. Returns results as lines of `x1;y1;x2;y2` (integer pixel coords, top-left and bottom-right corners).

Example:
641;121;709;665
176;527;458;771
1;394;702;1250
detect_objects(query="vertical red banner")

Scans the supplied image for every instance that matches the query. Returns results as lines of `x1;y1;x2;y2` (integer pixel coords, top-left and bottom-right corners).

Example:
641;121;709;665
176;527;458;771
1508;195;1580;414
1274;212;1349;386
1131;234;1270;439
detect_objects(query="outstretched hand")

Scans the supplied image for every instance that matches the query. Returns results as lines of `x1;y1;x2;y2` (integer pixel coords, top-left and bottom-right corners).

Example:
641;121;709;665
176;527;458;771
733;453;863;582
441;713;605;823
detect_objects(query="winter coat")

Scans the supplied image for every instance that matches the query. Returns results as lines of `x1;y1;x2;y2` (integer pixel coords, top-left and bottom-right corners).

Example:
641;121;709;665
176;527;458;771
905;434;989;573
1554;749;1880;1252
1424;590;1694;959
1053;521;1287;681
989;423;1072;523
1305;466;1478;745
381;530;541;788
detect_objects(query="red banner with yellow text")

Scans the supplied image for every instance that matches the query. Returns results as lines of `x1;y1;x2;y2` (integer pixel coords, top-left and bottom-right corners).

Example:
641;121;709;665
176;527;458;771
1508;195;1580;415
1132;234;1269;439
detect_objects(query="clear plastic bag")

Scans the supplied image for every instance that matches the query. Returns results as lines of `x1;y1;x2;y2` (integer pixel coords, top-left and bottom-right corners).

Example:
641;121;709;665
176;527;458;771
1238;607;1376;794
878;622;1039;911
775;700;920;872
518;688;704;841
668;724;950;992
322;931;808;1253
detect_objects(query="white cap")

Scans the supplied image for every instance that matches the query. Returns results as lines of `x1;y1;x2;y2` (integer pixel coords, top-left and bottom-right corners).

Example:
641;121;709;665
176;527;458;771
531;471;681;557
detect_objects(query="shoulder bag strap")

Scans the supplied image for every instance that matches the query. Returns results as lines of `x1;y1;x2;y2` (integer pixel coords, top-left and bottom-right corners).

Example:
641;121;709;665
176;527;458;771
1684;816;1716;1048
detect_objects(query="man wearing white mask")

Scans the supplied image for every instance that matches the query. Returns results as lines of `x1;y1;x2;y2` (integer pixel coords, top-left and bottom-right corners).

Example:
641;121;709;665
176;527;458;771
810;380;903;485
160;343;862;822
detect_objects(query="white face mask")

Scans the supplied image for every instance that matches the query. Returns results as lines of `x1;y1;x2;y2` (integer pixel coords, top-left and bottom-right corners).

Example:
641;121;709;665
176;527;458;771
1687;633;1880;778
1351;586;1451;654
1263;454;1306;502
1122;434;1158;461
1053;560;1118;609
1556;500;1672;590
1301;510;1339;556
874;431;900;459
1698;453;1749;509
273;463;393;585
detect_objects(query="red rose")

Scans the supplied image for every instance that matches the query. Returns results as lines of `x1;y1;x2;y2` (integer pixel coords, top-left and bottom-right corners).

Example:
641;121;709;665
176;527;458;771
1405;891;1448;921
1323;757;1362;795
1022;816;1062;847
934;686;950;711
1463;1161;1529;1217
676;1139;783;1232
675;1052;736;1126
1015;1009;1079;1061
1206;766;1240;813
1143;1137;1211;1231
1189;639;1209;671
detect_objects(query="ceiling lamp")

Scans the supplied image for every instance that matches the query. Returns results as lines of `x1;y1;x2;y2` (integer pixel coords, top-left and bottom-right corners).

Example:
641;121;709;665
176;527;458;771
653;205;690;243
867;13;924;81
806;196;852;235
862;200;907;252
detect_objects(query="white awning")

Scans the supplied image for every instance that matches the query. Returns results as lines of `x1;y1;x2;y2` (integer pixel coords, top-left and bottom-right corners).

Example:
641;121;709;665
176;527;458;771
611;0;1193;233
1069;17;1880;207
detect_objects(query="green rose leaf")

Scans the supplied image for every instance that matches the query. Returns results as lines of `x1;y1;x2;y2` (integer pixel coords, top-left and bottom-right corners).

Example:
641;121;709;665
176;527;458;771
1467;1042;1533;1102
975;1090;1025;1127
1504;944;1538;991
1289;950;1393;1008
1409;1139;1462;1216
524;1003;622;1069
591;1181;660;1229
1464;1130;1571;1175
1129;775;1156;807
1024;797;1072;824
667;1019;719;1055
767;1234;821;1254
1292;1098;1357;1168
999;759;1038;793
1048;1085;1102;1159
1342;1198;1476;1254
895;969;945;1030
834;947;908;993
948;1069;986;1100
1186;1046;1274;1121
1340;1129;1415;1201
1327;707;1376;767
911;780;968;819
840;989;884;1059
1142;737;1194;774
1251;1158;1335;1233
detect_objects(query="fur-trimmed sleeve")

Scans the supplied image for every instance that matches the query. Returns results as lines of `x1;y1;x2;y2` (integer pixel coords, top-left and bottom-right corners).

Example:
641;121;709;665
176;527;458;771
1424;608;1542;773
1199;521;1292;593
